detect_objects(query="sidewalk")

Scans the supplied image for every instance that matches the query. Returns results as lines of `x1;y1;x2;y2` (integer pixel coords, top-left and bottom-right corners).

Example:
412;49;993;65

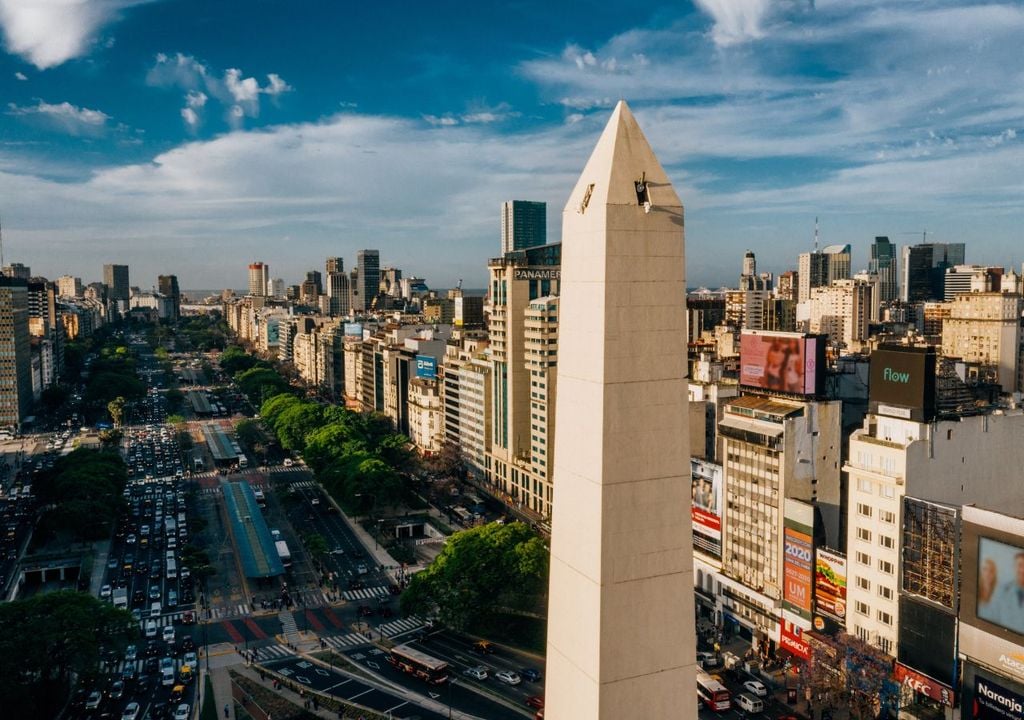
318;480;401;583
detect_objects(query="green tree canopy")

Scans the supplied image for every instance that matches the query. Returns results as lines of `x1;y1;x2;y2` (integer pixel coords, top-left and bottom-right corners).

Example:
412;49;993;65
234;367;291;404
0;590;138;718
33;450;128;541
401;522;549;630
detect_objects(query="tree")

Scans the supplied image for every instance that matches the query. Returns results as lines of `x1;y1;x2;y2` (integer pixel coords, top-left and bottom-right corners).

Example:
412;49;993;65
805;632;895;719
400;522;549;630
107;396;127;428
165;387;184;411
41;385;70;413
304;533;329;566
0;590;137;718
34;450;128;541
234;367;291;404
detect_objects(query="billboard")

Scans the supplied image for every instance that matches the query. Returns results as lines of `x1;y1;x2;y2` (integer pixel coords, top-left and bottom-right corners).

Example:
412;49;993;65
690;459;723;560
973;675;1024;720
783;522;814;621
977;537;1024;636
415;355;438;380
739;331;824;396
869;345;937;421
814;549;847;623
894;663;955;707
779;619;811;661
899;595;957;688
343;322;363;338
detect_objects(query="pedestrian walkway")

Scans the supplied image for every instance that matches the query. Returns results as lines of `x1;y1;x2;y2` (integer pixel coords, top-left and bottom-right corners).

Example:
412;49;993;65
323;632;368;649
341;586;389;601
279;609;300;646
254;643;296;660
286;478;317;487
208;603;252;619
378;616;424;638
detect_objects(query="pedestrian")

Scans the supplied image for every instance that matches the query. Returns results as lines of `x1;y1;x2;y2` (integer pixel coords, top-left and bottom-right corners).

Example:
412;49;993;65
224;704;229;718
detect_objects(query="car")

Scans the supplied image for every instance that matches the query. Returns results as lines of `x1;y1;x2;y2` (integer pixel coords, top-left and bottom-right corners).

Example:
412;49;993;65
122;701;141;720
744;679;768;697
126;534;137;544
174;703;190;720
471;640;495;655
496;670;521;685
463;665;489;681
150;585;162;600
145;657;159;673
145;620;158;638
108;679;125;699
163;626;175;643
526;696;545;710
121;666;138;684
520;667;542;683
125;644;137;662
356;563;368;575
107;558;119;570
85;690;103;710
181;612;196;626
183;651;198;667
100;584;112;599
358;605;374;617
167;590;177;606
150;702;168;720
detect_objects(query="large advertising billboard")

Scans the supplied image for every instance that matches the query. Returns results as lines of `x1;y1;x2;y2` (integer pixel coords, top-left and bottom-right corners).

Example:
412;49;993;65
415;355;438;380
977;537;1024;636
739;331;824;396
691;459;723;560
973;675;1024;720
783;524;814;621
814;548;847;623
869;345;937;421
343;322;363;338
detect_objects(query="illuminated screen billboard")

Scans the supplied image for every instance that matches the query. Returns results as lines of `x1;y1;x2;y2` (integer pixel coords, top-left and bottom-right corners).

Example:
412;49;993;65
976;537;1024;636
869;345;937;421
739;331;824;396
815;549;847;623
690;459;723;560
343;322;363;338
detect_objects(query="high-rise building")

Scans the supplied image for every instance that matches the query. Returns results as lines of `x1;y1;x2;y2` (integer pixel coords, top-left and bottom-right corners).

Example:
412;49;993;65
103;264;130;301
900;242;965;302
326;257;344;275
267;278;285;299
808;278;873;348
2;263;31;280
326;270;350;317
248;262;269;297
797;245;851;303
943;264;1004;301
0;277;33;427
56;275;82;298
546;100;695;720
869;236;898;303
941;292;1023;393
354;249;380;312
158;275;181;321
500;200;546;255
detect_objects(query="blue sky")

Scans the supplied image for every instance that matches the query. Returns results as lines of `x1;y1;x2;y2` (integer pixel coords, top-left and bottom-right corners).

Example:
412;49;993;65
1;0;1022;290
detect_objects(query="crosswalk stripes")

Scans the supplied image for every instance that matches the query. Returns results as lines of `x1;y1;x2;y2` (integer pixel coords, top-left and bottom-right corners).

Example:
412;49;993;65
255;643;295;660
136;612;186;631
286;478;317;487
342;586;389;601
279;609;300;646
201;487;221;495
325;632;368;649
378;616;424;638
207;603;250;619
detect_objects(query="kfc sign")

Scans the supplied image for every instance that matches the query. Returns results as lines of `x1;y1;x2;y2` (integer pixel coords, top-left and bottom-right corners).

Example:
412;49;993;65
895;663;954;706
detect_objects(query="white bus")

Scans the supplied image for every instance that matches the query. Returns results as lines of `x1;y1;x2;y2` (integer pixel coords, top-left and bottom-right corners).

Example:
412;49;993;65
275;540;292;569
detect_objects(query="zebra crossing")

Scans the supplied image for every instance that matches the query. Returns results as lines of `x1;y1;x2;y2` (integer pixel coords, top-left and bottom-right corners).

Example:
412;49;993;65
102;654;194;675
255;643;296;660
325;632;370;649
137;612;190;630
378;616;424;638
342;585;390;601
207;603;252;619
286;478;317;487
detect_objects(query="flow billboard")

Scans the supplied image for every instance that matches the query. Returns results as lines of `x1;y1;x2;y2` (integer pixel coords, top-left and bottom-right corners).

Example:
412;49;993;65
739;331;824;396
869;345;937;421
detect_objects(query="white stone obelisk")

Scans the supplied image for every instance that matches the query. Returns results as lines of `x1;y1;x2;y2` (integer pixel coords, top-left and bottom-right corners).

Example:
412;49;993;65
545;100;696;719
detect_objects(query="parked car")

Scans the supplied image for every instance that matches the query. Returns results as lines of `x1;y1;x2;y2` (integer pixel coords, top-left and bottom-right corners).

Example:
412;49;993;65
744;680;768;697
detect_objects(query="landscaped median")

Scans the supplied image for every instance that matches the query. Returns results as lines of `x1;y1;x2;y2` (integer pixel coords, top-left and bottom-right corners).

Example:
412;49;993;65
232;661;392;720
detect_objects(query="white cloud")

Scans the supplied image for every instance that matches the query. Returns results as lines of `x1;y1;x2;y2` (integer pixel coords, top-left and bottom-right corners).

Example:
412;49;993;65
179;91;207;132
148;54;291;128
7;99;110;135
693;0;774;47
0;0;149;69
423;114;458;126
185;90;207;109
180;107;199;130
14;71;26;80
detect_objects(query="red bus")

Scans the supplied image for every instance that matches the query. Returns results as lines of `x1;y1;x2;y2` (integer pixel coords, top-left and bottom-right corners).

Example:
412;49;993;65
388;643;449;685
697;668;731;711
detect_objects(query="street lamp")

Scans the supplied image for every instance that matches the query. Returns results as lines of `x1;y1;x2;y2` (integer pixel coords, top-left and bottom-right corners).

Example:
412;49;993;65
448;678;456;720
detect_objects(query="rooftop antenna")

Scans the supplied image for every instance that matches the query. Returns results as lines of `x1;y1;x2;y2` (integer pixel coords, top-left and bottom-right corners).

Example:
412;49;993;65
814;216;819;253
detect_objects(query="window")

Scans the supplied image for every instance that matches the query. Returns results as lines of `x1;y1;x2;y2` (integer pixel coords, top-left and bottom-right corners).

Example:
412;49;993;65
879;535;895;549
878;610;893;625
880;510;896;524
878;585;893;600
879;560;894;575
880;485;896;499
857;478;873;493
856;551;871;566
857;503;873;518
855;601;870;616
856;576;871;591
857;528;872;542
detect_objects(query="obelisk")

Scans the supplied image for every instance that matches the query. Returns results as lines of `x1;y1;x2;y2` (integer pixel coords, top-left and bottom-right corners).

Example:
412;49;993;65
545;101;696;718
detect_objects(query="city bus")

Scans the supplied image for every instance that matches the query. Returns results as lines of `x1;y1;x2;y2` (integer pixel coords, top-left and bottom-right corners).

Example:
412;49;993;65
697;668;731;711
387;643;449;685
275;540;292;569
253;487;266;508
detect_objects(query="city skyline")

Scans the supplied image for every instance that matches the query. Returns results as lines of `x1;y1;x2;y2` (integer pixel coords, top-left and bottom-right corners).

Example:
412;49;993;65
1;2;1024;288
